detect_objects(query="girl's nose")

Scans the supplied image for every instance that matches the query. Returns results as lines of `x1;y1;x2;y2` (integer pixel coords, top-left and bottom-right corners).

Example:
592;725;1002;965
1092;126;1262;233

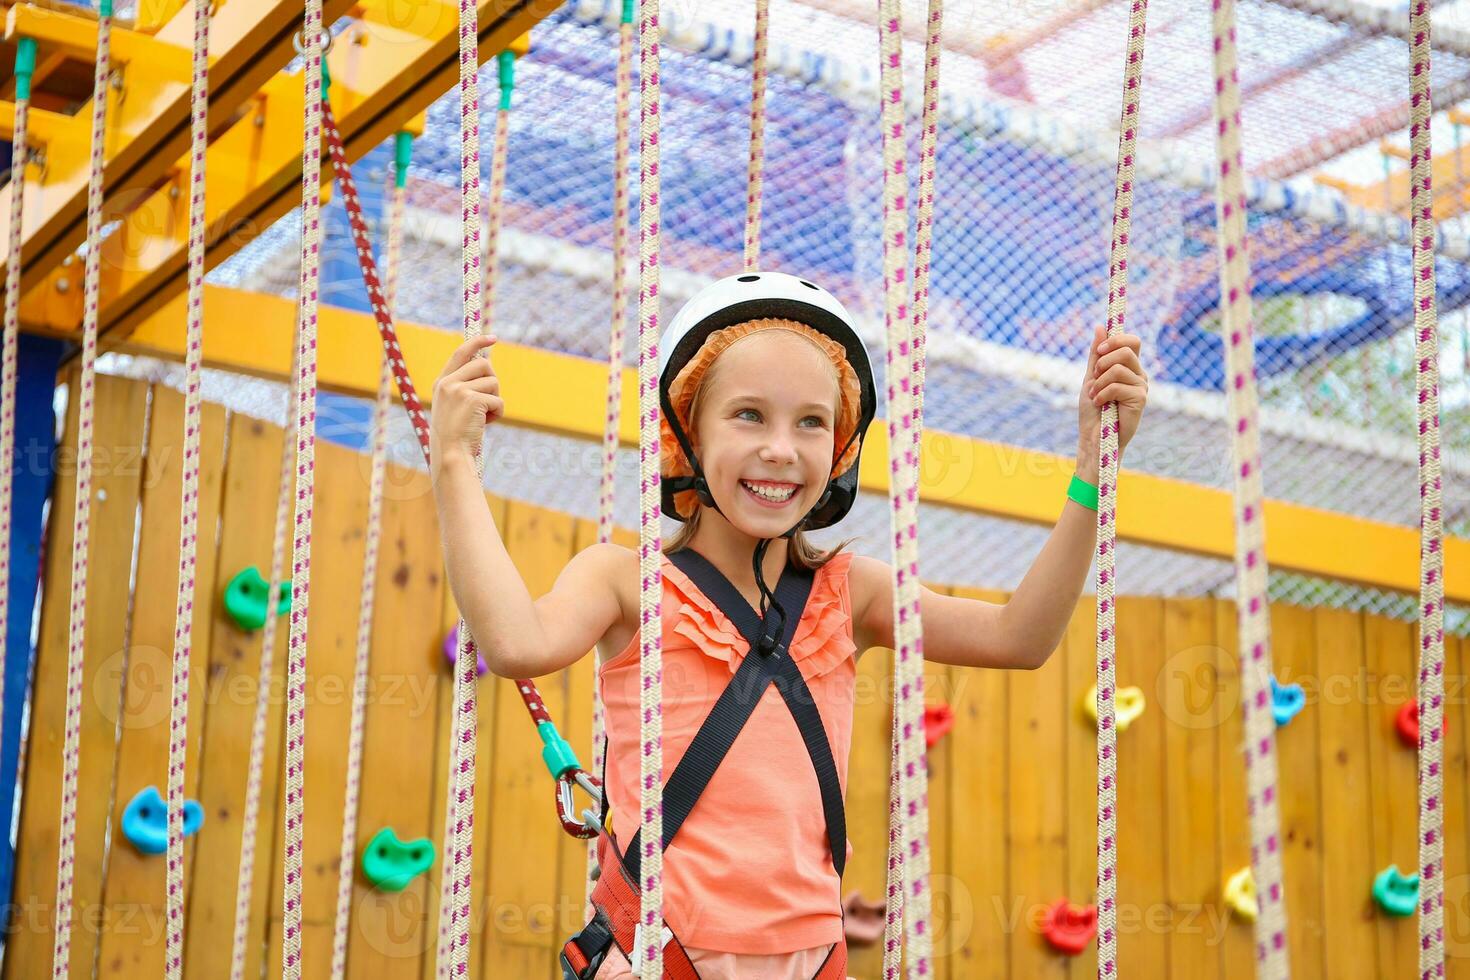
760;435;798;465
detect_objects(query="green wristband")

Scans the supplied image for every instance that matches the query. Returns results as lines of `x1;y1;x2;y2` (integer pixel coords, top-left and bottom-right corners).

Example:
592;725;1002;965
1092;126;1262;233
1068;474;1099;511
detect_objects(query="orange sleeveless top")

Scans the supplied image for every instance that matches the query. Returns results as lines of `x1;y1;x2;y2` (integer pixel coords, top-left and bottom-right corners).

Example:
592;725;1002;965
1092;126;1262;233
598;551;858;954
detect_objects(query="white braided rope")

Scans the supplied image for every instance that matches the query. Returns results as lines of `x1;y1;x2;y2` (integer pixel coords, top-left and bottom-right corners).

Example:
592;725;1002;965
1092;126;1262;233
0;67;29;903
164;2;210;974
742;0;769;272
880;0;942;971
483;98;510;332
587;12;636;913
282;2;324;974
228;338;297;980
1408;1;1448;974
1092;2;1148;975
327;174;404;980
875;0;935;975
440;2;487;975
1210;0;1290;974
635;0;666;968
50;11;109;976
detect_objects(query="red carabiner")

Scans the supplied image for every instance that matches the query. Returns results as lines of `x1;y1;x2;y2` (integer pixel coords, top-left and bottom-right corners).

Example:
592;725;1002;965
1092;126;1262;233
557;768;604;839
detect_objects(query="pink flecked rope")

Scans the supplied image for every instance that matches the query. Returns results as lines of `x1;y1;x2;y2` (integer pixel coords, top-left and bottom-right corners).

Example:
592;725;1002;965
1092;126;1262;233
1092;2;1149;976
587;12;636;914
877;0;942;976
50;10;110;977
327;152;405;980
441;2;486;974
483;100;510;332
228;336;298;980
635;0;667;969
1210;0;1291;975
0;60;29;952
742;0;769;272
282;2;324;975
164;2;211;975
874;0;936;975
1407;1;1448;975
0;80;29;881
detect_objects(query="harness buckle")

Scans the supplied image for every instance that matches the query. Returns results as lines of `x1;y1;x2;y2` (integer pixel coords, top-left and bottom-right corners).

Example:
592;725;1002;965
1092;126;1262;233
560;912;613;980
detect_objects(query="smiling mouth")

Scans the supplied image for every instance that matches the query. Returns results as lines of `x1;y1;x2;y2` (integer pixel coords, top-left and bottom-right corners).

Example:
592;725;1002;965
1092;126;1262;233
740;480;800;505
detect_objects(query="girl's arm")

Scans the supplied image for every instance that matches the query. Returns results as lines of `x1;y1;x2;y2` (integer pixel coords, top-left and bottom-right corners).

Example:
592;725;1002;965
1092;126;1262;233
431;336;624;679
854;327;1147;670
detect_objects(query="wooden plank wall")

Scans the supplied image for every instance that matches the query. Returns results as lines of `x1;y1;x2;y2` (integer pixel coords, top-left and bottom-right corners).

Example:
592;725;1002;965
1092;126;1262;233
6;373;1469;979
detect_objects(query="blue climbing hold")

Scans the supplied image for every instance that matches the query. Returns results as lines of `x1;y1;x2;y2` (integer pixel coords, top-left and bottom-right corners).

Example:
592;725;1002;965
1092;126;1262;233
1270;676;1305;727
121;786;204;856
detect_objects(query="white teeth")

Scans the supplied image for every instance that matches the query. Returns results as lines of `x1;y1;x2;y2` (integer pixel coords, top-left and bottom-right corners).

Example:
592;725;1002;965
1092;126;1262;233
742;481;797;502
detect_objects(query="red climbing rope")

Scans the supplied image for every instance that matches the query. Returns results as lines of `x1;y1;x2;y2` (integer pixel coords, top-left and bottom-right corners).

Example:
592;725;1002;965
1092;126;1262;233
316;98;597;832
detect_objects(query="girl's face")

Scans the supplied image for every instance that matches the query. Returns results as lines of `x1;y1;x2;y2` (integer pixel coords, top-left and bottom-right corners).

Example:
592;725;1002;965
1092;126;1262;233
691;330;840;538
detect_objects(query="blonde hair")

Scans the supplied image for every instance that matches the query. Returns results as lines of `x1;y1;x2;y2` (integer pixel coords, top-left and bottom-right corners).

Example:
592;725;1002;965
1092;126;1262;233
664;337;857;573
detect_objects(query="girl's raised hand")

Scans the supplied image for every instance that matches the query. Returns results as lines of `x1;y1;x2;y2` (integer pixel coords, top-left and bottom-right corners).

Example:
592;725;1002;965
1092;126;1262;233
1079;324;1148;456
430;334;502;467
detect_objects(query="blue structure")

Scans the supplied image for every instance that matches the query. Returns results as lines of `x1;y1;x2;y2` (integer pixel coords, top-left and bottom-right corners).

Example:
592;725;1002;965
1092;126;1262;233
1;334;63;907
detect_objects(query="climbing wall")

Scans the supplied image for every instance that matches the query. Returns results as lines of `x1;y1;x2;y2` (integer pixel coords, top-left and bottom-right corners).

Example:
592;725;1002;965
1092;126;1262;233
7;372;1467;978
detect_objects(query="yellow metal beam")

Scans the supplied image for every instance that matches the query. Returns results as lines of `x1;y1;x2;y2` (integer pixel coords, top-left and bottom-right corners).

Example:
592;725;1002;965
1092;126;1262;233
120;284;1470;604
18;0;550;352
0;0;358;294
1316;137;1470;219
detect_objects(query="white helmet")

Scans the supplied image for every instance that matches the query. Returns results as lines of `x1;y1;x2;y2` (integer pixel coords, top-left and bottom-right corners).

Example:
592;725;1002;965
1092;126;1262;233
657;270;877;534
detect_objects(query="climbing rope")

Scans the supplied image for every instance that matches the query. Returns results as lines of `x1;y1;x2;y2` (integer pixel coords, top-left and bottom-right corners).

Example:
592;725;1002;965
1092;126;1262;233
742;0;769;272
0;39;36;910
327;135;408;980
50;6;110;975
442;1;486;972
635;0;666;967
588;0;637;913
880;0;942;972
163;2;210;974
228;336;298;980
1210;0;1290;975
482;52;513;332
282;2;325;975
315;85;590;976
1092;2;1149;975
874;0;935;974
1407;1;1448;974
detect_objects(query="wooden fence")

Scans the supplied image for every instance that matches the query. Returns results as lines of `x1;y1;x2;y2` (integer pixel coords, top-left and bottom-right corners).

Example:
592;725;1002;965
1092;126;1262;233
4;373;1465;978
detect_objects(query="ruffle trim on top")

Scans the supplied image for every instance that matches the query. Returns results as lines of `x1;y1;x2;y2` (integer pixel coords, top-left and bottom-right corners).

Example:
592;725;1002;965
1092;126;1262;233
660;551;856;681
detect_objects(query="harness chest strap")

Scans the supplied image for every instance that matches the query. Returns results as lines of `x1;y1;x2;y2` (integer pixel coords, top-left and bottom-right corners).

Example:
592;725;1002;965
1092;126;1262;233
560;551;850;980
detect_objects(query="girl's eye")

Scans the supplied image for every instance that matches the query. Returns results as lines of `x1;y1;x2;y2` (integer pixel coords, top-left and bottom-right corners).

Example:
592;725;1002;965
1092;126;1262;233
801;415;827;428
736;408;762;422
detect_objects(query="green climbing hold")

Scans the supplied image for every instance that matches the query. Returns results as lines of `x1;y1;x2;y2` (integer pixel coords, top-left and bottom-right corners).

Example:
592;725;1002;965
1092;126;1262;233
1371;865;1419;917
361;827;434;892
224;566;290;632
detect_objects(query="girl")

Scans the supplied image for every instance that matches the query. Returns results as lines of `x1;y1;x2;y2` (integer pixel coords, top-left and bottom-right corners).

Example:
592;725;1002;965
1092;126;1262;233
429;272;1148;980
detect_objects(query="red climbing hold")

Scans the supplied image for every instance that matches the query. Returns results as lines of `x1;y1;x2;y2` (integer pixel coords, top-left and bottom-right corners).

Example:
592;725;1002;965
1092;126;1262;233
1042;898;1098;956
1397;698;1446;748
923;703;955;749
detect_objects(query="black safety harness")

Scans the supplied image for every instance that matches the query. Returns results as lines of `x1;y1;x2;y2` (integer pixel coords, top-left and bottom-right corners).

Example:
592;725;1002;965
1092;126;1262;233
559;548;850;980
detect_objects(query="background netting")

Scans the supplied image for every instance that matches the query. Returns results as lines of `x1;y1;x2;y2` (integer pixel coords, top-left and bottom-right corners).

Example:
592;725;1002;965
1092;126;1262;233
96;0;1470;632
